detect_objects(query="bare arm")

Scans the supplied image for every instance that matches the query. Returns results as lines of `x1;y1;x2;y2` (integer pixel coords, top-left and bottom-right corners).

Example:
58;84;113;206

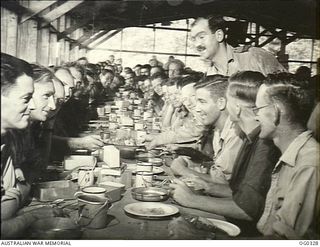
170;181;252;221
52;135;104;151
161;104;175;129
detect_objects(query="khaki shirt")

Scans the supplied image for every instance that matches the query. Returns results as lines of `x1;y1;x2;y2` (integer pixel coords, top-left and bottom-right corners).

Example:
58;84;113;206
210;117;243;184
257;131;320;239
206;44;286;76
1;144;21;206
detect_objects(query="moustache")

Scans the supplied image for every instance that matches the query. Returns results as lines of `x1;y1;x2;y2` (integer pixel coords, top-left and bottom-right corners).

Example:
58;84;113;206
196;46;206;51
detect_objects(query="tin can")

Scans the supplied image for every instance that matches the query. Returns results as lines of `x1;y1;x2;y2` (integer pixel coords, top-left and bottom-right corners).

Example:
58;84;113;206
78;167;95;187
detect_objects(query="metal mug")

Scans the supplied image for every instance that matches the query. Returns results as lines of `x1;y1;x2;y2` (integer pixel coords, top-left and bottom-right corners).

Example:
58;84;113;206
136;162;153;172
135;171;153;187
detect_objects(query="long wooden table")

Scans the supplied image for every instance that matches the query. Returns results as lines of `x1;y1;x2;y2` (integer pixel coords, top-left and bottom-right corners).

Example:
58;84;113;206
25;158;231;240
80;187;225;240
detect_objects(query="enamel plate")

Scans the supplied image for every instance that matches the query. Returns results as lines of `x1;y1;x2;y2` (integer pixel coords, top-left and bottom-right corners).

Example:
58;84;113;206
206;218;241;237
124;202;179;218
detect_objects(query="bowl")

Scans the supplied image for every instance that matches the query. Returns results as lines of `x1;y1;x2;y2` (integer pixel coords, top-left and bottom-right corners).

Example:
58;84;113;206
131;187;169;202
30;217;82;239
137;157;163;166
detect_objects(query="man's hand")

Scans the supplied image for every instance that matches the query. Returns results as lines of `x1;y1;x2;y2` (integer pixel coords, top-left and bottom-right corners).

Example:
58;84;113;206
170;156;191;176
145;138;160;150
188;176;210;191
79;135;104;151
169;179;197;208
168;216;216;240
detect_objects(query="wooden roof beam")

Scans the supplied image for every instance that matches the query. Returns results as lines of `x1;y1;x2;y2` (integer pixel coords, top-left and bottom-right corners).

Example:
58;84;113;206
39;0;84;23
61;17;92;34
90;29;122;49
82;30;109;47
20;1;58;24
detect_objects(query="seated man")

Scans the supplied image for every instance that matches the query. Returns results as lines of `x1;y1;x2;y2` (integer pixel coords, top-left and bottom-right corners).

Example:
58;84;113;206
146;74;208;149
1;54;60;239
255;73;319;239
50;66;104;161
150;72;167;116
170;71;280;236
170;75;243;184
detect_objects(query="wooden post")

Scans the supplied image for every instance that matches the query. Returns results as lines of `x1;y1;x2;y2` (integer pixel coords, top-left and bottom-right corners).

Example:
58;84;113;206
17;19;38;63
48;20;58;65
1;7;18;56
1;8;8;54
58;15;66;65
37;8;51;66
64;15;71;62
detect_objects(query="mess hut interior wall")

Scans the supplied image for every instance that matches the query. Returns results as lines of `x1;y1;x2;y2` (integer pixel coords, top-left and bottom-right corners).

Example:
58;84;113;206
1;1;87;66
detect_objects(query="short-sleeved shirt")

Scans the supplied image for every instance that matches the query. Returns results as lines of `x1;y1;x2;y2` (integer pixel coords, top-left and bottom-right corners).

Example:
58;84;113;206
210;117;243;184
229;127;281;222
206;44;286;76
1;143;21;216
257;131;320;239
155;111;207;145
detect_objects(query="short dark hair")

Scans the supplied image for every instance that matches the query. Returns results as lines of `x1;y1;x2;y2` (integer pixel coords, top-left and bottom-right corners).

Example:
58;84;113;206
168;59;185;69
141;64;151;71
195;74;229;101
77;57;88;61
104;69;115;76
177;73;203;89
1;53;33;95
228;71;265;104
263;72;314;126
192;15;227;34
150;71;167;81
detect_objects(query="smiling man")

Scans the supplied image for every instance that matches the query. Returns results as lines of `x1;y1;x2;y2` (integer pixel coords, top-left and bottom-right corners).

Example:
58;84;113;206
190;16;286;76
255;73;319;239
1;54;61;239
170;75;243;184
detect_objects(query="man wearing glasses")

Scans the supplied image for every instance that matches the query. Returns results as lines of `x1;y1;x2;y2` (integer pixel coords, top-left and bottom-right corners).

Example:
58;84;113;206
255;73;319;239
170;71;280;237
190;16;286;76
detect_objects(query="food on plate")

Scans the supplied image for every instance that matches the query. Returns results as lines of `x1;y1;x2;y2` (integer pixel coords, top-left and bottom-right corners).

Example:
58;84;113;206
138;207;166;215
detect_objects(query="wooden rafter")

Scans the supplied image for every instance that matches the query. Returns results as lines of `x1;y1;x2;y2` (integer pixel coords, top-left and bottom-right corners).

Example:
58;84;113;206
82;30;109;47
90;29;122;48
39;1;84;23
20;0;58;24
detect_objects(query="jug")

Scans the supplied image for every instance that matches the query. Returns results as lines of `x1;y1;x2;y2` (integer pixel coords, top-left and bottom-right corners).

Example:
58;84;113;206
76;194;112;229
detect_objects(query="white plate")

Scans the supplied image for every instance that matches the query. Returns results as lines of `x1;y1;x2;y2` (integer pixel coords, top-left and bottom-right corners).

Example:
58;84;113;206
128;166;164;175
206;218;241;237
124;202;179;218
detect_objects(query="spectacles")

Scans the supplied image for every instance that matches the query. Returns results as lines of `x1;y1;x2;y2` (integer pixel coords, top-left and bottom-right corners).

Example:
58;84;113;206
55;97;66;105
252;104;273;115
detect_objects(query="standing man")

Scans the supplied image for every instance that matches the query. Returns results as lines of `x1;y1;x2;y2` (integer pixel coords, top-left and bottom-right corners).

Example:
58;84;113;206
190;16;286;76
255;73;319;239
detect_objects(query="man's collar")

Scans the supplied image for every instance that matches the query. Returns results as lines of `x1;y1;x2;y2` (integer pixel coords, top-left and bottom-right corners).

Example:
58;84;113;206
277;130;313;168
220;116;233;141
209;44;234;67
226;44;235;63
242;126;260;144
